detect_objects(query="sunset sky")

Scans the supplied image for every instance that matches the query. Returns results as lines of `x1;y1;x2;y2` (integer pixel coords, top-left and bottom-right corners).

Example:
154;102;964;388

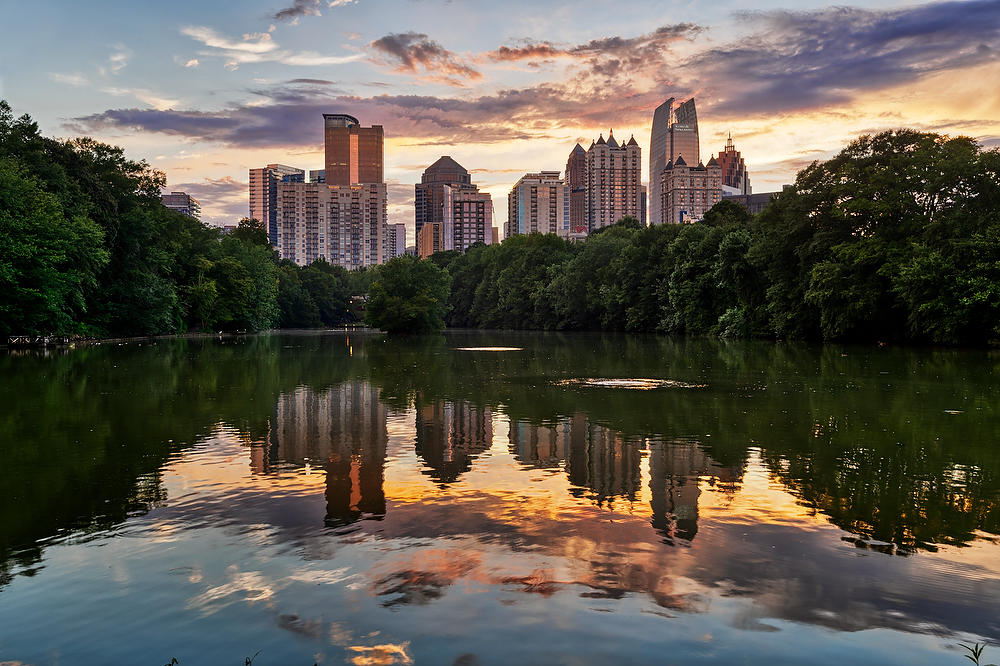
2;0;999;238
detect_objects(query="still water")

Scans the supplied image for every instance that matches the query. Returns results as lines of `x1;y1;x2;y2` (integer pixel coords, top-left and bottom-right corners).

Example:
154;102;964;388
1;331;998;665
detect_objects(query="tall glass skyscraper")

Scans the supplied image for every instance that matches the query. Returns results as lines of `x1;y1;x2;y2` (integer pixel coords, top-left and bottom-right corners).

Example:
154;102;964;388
649;98;700;225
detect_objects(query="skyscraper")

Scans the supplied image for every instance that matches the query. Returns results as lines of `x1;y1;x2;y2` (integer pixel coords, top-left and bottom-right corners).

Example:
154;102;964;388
649;98;700;225
414;156;472;239
276;181;387;269
272;114;388;268
565;144;587;233
443;185;493;253
249;163;306;245
717;134;751;195
507;171;568;238
585;130;642;231
323;113;383;186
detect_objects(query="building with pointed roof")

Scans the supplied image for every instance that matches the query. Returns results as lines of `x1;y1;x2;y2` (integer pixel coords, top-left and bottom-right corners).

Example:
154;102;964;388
565;143;588;232
717;134;752;195
585;129;642;232
659;153;721;224
415;156;493;256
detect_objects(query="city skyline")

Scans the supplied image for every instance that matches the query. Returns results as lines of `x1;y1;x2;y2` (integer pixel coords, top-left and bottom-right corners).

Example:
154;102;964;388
3;0;999;236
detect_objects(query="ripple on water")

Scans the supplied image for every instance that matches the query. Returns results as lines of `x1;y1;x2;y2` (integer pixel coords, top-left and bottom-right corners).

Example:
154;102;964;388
553;378;707;390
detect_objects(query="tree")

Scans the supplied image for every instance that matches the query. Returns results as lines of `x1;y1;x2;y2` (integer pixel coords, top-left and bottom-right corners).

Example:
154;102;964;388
0;159;108;335
365;255;451;333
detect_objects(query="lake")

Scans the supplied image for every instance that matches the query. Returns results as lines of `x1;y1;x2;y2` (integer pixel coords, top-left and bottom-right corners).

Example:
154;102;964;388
1;331;998;665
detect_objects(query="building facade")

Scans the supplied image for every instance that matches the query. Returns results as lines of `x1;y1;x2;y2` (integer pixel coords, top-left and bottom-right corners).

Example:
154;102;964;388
660;155;722;224
717;135;751;196
161;191;201;218
249;164;306;245
649;98;700;225
417;222;443;258
585;130;642;231
276;182;387;269
323;114;383;186
444;186;493;253
414;156;472;239
507;171;568;238
565;144;587;234
385;222;407;261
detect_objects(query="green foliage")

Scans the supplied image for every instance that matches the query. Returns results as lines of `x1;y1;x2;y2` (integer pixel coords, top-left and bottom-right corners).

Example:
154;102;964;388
0;159;108;335
366;255;451;333
436;129;1000;345
3;98;998;346
959;642;997;666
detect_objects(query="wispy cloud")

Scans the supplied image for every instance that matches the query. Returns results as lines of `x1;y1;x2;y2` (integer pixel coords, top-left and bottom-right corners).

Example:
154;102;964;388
102;87;179;111
181;25;362;69
273;0;357;22
49;72;89;87
108;45;132;75
370;32;481;86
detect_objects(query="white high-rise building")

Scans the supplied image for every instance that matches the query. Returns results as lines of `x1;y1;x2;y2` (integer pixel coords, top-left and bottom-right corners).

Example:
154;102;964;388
249;164;306;246
506;172;569;238
276;182;387;269
385;223;407;261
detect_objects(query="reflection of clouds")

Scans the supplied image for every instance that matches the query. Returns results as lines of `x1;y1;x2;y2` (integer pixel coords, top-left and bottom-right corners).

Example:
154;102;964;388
186;566;277;615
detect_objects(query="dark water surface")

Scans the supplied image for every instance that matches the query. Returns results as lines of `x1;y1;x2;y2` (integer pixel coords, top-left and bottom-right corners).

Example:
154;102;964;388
1;331;998;665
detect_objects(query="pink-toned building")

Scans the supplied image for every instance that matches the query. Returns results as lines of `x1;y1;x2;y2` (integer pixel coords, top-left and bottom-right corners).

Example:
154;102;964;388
660;155;722;224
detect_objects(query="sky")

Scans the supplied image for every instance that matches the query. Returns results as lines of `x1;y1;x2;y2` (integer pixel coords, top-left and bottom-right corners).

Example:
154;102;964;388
2;0;999;240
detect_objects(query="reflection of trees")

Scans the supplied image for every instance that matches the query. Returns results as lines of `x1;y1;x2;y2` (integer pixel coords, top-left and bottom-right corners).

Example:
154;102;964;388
414;394;492;484
265;382;387;526
3;329;999;596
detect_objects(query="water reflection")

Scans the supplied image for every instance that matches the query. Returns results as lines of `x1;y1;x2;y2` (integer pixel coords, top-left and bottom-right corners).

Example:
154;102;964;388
1;332;998;664
262;382;388;527
414;395;493;484
648;439;743;544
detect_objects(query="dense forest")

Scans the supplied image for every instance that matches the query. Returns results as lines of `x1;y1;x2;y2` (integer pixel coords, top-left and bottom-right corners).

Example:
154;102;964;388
2;98;999;344
0;101;370;337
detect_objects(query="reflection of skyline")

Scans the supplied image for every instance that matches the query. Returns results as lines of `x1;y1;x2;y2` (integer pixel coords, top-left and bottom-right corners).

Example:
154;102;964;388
263;382;388;527
510;412;641;507
414;394;493;484
648;439;742;544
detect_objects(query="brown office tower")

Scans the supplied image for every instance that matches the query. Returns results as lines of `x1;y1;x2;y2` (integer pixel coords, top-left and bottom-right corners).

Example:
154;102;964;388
323;113;384;186
565;144;587;233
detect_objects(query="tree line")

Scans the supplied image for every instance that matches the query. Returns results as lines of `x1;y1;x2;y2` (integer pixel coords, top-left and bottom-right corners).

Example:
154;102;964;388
419;129;1000;345
3;98;998;345
0;101;369;337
